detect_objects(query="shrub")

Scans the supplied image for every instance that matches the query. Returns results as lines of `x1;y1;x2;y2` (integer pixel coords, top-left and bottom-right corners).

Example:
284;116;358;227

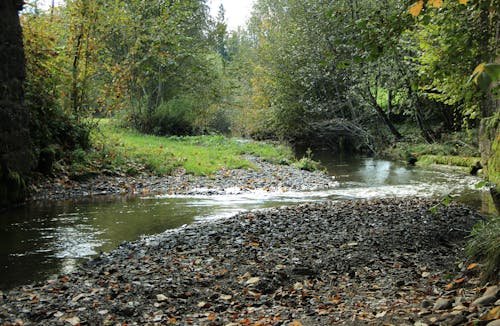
467;216;500;282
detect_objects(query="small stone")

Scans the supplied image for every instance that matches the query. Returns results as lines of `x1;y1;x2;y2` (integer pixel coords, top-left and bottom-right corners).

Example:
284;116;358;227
484;286;499;298
472;295;497;306
414;321;428;326
220;294;232;301
487;320;500;326
156;294;168;302
245;277;261;285
434;298;452;310
444;314;466;326
421;300;432;309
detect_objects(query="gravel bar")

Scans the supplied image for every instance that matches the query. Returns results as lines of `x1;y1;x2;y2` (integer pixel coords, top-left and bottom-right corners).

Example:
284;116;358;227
2;198;498;325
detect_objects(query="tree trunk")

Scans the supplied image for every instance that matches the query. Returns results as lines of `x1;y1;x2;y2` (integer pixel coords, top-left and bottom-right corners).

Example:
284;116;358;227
0;0;33;207
364;85;402;140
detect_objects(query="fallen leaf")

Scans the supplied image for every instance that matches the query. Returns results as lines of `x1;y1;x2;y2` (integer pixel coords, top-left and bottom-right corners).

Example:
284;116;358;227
454;277;465;284
375;311;387;318
207;313;216;321
330;296;342;304
288;321;303;326
249;242;260;247
467;263;478;270
484;306;500;320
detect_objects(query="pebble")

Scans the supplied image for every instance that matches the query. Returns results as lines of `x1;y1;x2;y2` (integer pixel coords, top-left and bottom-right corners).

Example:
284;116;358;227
434;298;453;310
472;286;499;306
1;194;495;325
29;156;339;201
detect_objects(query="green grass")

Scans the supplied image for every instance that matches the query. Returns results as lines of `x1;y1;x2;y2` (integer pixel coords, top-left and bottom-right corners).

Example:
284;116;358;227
417;155;481;168
383;126;481;169
467;216;500;282
82;119;294;176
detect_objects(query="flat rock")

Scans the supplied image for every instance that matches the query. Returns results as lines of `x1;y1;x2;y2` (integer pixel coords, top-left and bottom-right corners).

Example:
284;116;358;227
434;298;453;310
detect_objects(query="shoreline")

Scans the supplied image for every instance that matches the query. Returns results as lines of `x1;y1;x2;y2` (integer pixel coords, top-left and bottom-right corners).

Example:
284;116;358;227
28;156;338;202
1;198;498;325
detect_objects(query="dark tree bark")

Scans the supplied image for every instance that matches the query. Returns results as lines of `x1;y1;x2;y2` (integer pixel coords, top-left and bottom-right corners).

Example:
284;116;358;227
364;85;402;140
0;0;33;206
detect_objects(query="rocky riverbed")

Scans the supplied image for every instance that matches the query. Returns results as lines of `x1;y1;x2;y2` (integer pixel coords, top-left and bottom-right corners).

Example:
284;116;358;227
1;198;498;325
28;157;338;201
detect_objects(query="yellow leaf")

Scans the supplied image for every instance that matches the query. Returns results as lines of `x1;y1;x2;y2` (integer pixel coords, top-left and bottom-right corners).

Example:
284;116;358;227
428;0;444;7
484;306;500;320
467;262;478;270
472;63;486;85
409;0;424;16
288;321;303;326
458;0;469;4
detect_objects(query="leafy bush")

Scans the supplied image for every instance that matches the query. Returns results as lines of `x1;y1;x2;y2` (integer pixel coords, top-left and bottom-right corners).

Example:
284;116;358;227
293;148;322;171
131;96;203;136
467;216;500;282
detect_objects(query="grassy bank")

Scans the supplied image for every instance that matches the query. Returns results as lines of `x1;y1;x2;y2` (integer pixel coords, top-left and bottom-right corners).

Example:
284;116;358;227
65;119;295;179
383;128;481;171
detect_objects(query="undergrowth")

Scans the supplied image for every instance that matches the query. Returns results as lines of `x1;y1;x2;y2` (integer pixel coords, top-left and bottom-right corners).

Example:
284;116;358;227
467;216;500;282
66;119;296;178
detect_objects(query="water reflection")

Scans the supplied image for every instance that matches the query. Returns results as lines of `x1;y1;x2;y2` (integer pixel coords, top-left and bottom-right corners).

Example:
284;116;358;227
0;155;491;289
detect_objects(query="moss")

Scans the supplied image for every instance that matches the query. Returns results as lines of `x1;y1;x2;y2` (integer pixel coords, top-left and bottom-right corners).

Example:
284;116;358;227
418;155;481;168
0;167;27;207
486;130;500;185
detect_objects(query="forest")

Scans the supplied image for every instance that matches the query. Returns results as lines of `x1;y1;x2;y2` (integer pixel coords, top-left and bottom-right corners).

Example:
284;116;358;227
0;0;499;323
1;0;499;205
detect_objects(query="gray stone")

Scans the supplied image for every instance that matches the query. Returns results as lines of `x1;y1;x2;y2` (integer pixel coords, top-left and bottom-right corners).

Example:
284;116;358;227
434;298;453;310
421;300;433;309
486;320;500;326
472;285;499;306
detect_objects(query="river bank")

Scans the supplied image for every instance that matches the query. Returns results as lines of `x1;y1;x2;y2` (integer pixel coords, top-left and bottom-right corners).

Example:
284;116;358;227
28;156;338;201
1;198;498;325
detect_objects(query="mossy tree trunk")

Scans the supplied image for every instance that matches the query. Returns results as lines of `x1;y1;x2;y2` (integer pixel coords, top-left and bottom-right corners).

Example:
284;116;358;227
0;0;33;207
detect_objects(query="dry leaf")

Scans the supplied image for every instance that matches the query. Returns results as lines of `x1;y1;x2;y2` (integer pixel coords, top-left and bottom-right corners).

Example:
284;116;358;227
467;263;478;270
484;306;500;320
289;321;303;326
454;277;465;284
207;313;216;321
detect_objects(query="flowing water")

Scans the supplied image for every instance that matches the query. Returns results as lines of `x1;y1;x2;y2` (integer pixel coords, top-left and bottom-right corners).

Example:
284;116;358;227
0;156;490;290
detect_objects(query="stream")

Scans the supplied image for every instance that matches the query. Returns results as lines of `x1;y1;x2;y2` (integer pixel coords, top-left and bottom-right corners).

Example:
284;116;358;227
0;155;490;290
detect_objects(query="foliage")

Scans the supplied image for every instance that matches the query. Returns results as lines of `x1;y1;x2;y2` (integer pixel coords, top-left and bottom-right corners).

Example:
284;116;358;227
293;149;322;172
418;155;481;168
467;216;500;282
80;119;295;177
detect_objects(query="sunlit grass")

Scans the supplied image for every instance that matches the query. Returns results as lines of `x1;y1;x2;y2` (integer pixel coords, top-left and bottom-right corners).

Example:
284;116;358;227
90;119;294;176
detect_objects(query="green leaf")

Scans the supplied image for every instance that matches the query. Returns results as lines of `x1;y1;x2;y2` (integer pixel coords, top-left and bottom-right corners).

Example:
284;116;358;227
475;181;490;189
484;64;500;81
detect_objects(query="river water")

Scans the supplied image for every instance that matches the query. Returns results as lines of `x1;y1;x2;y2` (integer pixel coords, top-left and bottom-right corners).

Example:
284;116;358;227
0;156;490;290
